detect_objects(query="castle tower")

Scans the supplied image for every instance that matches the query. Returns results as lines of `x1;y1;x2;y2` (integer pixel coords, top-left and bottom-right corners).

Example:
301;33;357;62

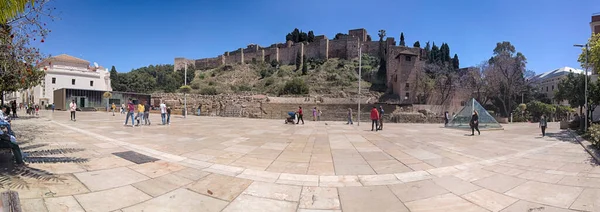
592;13;600;34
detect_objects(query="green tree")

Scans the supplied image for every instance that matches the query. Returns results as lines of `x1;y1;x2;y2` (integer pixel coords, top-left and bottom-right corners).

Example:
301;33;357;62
0;0;53;104
486;41;528;117
373;29;388;91
366;35;372;41
424;41;431;52
413;41;420;48
179;85;192;94
334;33;347;40
578;33;600;74
109;66;121;91
0;0;33;23
452;54;459;70
295;50;302;71
399;32;405;46
302;55;307;75
555;72;586;117
307;30;315;42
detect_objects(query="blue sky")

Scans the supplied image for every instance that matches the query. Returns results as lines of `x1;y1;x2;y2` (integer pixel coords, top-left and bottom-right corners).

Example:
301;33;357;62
41;0;599;74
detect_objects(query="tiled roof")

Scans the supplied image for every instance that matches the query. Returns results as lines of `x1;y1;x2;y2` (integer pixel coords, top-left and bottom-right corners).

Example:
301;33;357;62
48;54;90;65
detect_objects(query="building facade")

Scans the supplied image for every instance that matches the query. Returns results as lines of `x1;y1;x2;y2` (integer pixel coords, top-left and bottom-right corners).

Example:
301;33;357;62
530;67;585;105
592;13;600;34
53;88;150;111
6;54;112;106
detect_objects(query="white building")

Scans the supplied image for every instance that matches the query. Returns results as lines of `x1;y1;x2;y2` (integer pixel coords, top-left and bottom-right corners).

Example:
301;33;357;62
6;54;111;106
530;66;587;105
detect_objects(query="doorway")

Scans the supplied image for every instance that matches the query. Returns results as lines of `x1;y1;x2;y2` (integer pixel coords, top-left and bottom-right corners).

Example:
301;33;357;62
79;97;86;108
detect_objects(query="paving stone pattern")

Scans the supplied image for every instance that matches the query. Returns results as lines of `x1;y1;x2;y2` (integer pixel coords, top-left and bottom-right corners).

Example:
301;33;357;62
5;111;600;211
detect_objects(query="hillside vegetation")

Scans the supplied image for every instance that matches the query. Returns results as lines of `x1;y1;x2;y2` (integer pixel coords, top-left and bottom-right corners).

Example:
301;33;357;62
188;55;379;96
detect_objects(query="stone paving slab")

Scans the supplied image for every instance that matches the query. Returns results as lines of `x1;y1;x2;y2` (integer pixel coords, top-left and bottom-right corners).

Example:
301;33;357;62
4;111;598;211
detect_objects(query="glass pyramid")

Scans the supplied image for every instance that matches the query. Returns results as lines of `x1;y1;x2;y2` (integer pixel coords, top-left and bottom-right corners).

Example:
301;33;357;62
447;98;503;130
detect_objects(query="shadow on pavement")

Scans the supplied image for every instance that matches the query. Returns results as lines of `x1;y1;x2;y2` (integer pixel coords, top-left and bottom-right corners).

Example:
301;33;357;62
546;130;578;144
0;123;89;189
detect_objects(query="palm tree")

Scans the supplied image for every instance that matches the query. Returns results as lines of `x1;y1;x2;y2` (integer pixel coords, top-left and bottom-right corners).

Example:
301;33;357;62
0;0;34;23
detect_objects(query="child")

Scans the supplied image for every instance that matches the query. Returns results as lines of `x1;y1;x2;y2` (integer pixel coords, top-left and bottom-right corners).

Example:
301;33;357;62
317;110;322;121
166;107;172;125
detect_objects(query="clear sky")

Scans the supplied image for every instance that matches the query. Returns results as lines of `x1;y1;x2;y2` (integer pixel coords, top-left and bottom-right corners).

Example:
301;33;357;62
41;0;599;74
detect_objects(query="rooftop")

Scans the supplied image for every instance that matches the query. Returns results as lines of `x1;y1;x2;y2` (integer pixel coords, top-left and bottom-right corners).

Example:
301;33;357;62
47;54;90;65
531;66;587;82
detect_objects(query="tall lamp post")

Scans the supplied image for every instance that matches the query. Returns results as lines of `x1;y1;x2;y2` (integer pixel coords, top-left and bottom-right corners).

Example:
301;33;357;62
358;44;362;126
574;44;590;131
184;61;188;118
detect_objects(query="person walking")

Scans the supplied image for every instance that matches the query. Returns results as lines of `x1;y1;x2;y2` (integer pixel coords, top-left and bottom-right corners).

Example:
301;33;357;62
111;103;116;116
378;106;384;130
51;103;54;112
317;109;322;121
136;102;145;126
370;106;379;131
69;99;77;121
347;108;353;125
470;111;480;136
197;105;202;116
144;101;151;125
167;106;172;125
296;106;304;125
312;107;317;121
160;101;167;125
539;115;548;137
121;103;126;114
124;99;135;127
444;111;449;127
10;101;16;118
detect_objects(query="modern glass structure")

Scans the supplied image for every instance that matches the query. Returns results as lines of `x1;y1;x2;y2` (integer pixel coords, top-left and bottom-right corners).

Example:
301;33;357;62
53;88;151;111
447;98;503;130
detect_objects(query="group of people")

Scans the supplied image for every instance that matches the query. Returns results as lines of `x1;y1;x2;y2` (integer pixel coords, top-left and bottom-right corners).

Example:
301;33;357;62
288;107;325;124
370;106;385;131
120;99;172;127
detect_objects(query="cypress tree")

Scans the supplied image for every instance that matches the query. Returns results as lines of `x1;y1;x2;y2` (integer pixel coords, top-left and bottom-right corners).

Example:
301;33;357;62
399;32;405;46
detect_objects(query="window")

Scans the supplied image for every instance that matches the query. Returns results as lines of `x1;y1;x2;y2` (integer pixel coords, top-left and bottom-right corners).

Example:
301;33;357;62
52;77;56;84
405;83;410;88
552;85;554;90
72;79;76;85
405;92;410;99
90;81;94;86
546;87;548;92
405;56;411;61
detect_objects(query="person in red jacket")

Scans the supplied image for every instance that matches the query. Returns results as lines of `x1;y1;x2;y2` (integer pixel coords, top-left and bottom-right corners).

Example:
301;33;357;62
296;106;304;125
370;106;379;131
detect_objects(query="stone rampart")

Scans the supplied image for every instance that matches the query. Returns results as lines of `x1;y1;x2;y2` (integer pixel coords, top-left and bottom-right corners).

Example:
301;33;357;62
175;28;412;71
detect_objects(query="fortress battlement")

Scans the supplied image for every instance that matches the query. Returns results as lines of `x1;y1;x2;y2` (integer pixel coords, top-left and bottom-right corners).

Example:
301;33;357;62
174;28;424;71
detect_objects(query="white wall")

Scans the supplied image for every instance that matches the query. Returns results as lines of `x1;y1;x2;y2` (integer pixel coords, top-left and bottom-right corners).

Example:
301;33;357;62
27;63;111;105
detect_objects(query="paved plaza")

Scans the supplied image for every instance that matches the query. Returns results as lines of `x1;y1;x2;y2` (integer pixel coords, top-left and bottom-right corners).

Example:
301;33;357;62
5;110;600;211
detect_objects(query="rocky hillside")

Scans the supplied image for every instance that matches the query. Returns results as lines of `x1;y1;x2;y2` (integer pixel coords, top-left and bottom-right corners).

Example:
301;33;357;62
188;56;381;98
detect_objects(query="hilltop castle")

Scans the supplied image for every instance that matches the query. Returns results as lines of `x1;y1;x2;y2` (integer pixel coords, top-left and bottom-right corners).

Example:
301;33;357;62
174;28;427;103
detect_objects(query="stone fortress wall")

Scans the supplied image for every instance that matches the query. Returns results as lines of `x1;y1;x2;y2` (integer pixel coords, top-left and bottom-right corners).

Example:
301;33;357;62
174;28;414;71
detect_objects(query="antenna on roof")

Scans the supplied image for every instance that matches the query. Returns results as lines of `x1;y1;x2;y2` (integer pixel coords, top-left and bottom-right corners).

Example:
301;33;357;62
93;62;99;68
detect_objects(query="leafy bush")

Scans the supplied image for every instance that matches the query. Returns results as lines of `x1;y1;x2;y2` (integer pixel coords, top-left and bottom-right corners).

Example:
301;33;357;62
280;78;309;95
190;82;201;89
526;101;555;122
270;60;280;68
587;124;600;148
200;86;218;95
198;73;205;80
179;85;192;93
264;78;275;87
238;84;252;91
208;81;215;86
260;67;275;79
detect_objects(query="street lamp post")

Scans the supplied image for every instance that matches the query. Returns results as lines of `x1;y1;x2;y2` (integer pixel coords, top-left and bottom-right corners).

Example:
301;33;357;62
574;44;590;131
358;45;362;126
184;62;188;118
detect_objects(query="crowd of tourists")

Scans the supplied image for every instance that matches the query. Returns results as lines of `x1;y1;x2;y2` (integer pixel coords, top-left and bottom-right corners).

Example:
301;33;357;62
119;99;172;127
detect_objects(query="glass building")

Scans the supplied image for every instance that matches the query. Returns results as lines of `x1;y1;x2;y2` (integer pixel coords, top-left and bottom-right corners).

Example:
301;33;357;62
53;88;151;111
